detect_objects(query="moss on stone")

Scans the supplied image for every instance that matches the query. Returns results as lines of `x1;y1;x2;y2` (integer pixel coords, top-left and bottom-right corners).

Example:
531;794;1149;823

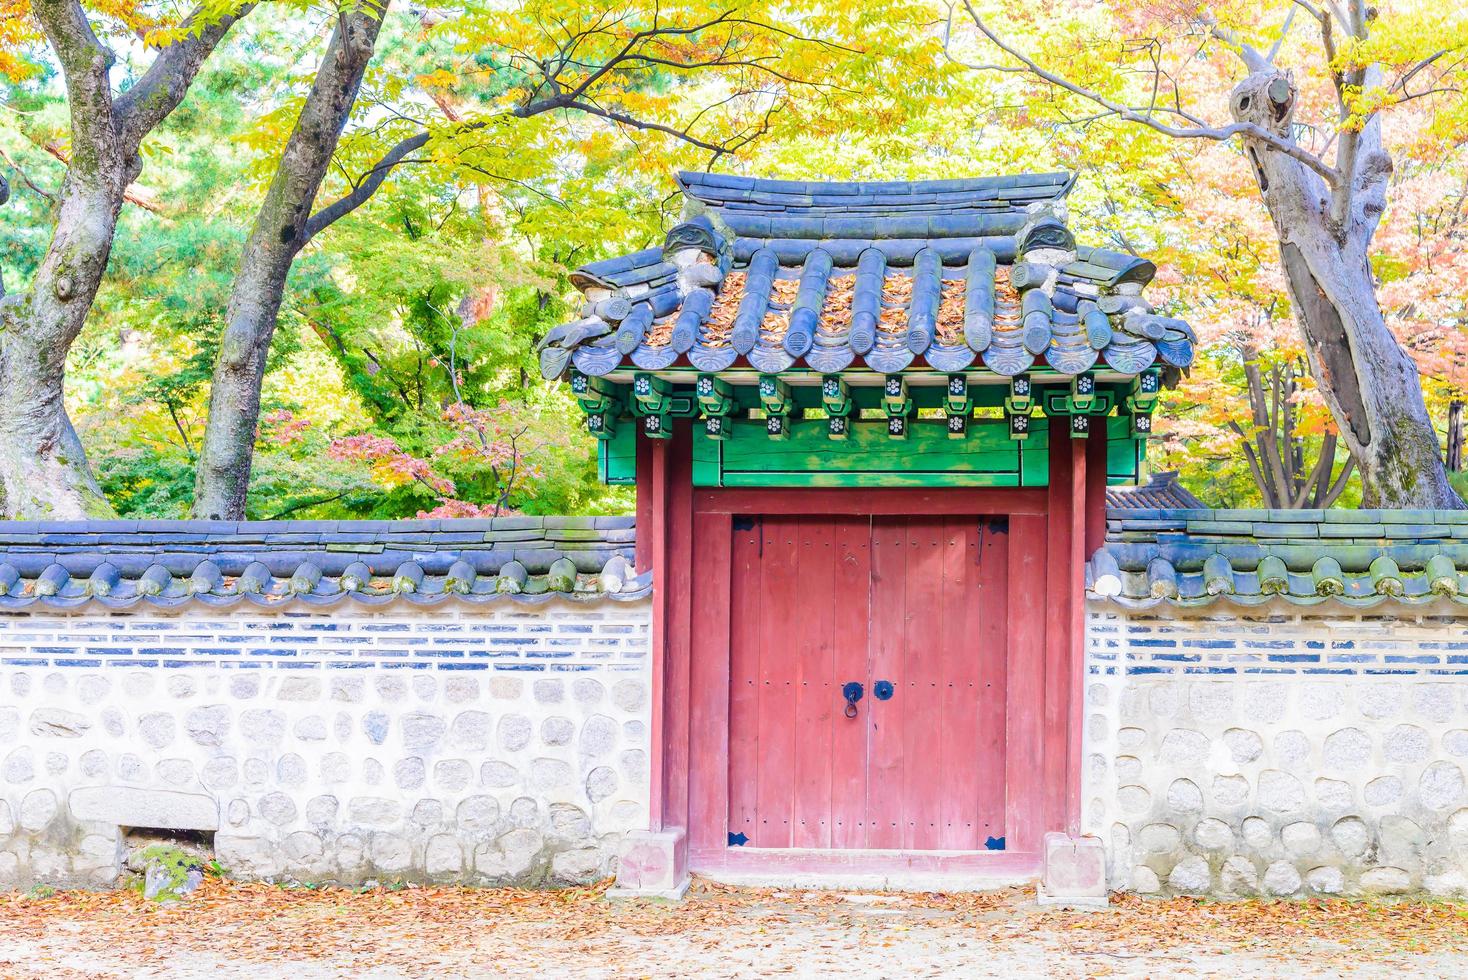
137;844;205;902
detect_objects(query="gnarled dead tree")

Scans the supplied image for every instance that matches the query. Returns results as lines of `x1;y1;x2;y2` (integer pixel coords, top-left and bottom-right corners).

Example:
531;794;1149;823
955;0;1464;508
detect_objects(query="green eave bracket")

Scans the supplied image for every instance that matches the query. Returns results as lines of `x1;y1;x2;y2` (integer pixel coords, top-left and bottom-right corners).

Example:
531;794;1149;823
585;371;1153;489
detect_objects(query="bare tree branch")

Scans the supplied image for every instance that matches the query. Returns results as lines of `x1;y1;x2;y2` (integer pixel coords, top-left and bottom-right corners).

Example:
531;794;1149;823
114;3;257;154
304;129;434;243
30;0;118;179
957;1;1341;186
1266;6;1297;65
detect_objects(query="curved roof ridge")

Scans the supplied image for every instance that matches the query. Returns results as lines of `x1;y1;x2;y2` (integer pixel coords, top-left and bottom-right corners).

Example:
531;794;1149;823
676;170;1076;204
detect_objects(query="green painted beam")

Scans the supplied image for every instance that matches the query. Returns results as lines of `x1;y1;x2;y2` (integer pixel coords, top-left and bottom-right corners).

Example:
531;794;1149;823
596;425;636;485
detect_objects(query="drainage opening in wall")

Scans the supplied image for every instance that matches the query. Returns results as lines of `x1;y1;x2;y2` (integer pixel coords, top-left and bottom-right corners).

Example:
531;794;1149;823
122;828;218;900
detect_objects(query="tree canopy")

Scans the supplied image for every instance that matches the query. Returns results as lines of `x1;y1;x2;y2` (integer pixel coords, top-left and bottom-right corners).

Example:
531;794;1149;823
2;0;1467;516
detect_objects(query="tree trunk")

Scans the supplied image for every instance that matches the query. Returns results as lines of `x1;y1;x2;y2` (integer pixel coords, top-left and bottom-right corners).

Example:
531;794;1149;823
0;3;132;518
0;174;121;518
1232;71;1461;509
192;5;389;519
0;0;249;518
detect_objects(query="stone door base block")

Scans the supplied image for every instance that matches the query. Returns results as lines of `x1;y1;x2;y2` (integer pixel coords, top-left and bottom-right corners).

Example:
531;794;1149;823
1037;832;1108;908
607;827;689;900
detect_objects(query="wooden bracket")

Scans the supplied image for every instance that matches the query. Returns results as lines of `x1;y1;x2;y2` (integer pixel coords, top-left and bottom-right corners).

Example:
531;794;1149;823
944;374;971;414
587;410;618;440
758;375;794;415
882;375;910;414
696;374;735;442
642;412;673;440
945;374;971;440
1005;374;1033;413
1130;411;1154;439
703;414;731;441
821;375;852;415
1070;373;1096;413
572;373;620;414
695;374;735;416
1126;369;1161;413
883;375;911;440
1007;410;1031;441
1069;413;1092;439
822;375;853;441
759;375;793;439
633;373;672;415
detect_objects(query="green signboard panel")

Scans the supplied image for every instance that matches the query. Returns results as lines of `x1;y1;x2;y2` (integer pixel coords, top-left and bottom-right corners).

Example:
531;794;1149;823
691;416;1050;488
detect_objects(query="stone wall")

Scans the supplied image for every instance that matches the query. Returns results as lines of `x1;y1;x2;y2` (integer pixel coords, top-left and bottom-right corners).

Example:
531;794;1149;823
0;599;651;890
1084;604;1468;897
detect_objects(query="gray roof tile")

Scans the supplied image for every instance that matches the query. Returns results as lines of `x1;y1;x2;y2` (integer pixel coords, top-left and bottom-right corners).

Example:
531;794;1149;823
1092;507;1468;607
0;518;645;610
539;171;1194;382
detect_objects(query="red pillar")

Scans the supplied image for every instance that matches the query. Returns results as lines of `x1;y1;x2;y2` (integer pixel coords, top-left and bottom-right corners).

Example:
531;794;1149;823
1067;431;1088;834
634;424;695;835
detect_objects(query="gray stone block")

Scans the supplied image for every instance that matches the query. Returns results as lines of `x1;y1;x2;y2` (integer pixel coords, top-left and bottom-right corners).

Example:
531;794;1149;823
30;708;91;738
69;786;218;831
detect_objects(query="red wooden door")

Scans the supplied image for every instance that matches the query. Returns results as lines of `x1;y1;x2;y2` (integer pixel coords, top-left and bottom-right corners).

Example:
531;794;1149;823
727;514;1008;851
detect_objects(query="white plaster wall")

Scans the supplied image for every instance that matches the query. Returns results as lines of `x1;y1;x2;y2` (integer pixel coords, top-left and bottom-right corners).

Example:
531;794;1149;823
1084;604;1468;897
0;600;651;889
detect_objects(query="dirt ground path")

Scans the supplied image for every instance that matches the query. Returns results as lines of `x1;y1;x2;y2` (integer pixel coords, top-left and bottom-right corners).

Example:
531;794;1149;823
0;877;1463;979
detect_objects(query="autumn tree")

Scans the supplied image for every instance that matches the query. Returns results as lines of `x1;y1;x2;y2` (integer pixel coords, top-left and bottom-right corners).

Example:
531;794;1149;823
0;0;250;518
191;0;940;519
951;0;1468;508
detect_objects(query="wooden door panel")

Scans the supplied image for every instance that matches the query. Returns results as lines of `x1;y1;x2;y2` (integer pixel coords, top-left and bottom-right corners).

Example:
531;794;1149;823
865;518;906;849
937;517;982;850
830;519;872;848
791;519;836;848
973;519;1010;842
727;518;762;844
754;517;800;846
728;512;1008;852
898;517;947;850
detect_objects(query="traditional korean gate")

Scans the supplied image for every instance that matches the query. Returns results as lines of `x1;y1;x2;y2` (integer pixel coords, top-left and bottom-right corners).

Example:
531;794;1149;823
725;514;1009;851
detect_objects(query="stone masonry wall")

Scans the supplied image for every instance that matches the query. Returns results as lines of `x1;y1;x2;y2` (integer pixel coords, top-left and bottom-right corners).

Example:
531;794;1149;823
0;600;650;890
1084;604;1468;898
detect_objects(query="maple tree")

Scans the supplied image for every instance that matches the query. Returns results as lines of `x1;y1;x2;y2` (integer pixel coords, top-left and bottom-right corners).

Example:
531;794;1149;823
949;0;1468;508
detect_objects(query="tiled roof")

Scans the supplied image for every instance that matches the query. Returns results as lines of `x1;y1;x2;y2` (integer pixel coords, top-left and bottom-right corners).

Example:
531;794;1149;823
538;171;1194;381
1090;509;1468;607
1104;472;1203;510
0;518;646;609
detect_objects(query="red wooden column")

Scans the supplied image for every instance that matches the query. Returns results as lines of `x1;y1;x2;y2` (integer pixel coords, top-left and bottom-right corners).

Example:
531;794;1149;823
634;423;695;832
1066;427;1088;834
616;423;696;897
1042;420;1070;838
1044;419;1089;837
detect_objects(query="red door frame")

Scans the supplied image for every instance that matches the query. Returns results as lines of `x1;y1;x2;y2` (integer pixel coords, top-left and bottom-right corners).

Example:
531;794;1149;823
636;419;1106;879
